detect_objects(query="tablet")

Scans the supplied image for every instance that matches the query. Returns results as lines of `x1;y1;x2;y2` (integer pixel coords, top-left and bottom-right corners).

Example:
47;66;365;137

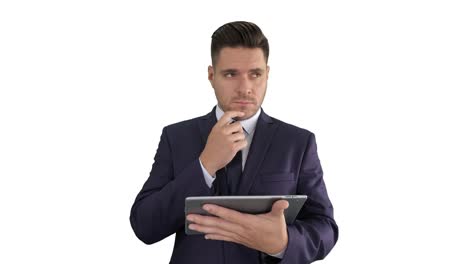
184;195;307;235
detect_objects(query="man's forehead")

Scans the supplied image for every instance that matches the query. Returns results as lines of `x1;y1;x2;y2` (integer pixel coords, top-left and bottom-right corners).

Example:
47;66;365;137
215;47;267;68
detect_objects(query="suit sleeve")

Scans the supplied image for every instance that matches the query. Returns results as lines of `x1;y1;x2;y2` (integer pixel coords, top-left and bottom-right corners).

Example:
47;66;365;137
129;127;212;244
280;133;339;263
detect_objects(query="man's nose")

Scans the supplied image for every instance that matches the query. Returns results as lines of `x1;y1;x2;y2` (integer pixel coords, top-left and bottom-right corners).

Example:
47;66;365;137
236;75;253;95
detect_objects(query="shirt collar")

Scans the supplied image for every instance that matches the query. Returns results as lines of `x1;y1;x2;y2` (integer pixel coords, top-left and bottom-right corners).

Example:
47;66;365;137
215;105;261;135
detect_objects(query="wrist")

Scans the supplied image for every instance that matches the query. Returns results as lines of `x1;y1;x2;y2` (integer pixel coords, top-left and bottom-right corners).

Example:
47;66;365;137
199;155;216;176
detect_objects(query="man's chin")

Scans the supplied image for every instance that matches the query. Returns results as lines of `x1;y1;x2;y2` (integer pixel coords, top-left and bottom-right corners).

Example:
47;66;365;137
233;109;256;120
224;105;259;119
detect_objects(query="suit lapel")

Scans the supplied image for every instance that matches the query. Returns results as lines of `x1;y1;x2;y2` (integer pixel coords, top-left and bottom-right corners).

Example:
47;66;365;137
198;106;217;148
238;109;279;195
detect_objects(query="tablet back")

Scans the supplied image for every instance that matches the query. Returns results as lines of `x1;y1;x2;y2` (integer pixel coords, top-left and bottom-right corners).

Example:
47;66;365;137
185;195;307;235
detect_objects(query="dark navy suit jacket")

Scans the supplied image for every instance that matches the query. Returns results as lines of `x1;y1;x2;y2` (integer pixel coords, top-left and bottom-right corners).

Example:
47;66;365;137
130;107;338;263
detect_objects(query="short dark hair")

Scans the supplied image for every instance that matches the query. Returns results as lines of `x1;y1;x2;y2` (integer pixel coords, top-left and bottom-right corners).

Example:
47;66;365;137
211;21;269;66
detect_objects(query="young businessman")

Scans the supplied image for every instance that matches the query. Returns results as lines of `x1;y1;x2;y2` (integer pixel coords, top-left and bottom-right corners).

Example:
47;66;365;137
130;21;338;263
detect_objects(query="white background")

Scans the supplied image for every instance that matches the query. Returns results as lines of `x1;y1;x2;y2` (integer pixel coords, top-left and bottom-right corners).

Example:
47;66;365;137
1;0;467;263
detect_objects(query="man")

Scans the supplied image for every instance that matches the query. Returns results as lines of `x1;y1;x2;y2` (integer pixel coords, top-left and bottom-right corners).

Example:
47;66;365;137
130;21;338;263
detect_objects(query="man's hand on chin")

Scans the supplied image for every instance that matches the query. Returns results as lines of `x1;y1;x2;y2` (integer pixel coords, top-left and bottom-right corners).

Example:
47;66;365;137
186;200;289;255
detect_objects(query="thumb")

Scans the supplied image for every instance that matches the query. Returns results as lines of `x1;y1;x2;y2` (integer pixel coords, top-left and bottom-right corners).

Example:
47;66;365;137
270;200;289;217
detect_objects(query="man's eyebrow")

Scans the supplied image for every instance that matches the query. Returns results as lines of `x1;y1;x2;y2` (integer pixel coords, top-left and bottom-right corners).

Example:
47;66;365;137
220;69;239;74
219;68;265;74
249;68;265;73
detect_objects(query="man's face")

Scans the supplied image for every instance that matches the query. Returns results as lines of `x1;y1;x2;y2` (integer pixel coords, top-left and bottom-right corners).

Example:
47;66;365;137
208;47;269;120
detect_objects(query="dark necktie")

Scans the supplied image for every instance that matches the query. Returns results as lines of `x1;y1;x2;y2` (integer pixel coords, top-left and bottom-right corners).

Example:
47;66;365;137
227;150;243;194
214;150;243;195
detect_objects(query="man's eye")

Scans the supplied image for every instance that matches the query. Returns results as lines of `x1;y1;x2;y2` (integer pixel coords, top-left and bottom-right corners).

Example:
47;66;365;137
252;73;261;78
225;73;234;77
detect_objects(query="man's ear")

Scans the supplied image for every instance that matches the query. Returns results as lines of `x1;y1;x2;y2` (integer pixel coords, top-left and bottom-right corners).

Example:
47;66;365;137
208;65;215;87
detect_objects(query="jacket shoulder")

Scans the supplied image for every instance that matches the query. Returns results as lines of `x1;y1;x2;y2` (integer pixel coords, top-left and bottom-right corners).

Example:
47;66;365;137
270;116;315;140
164;115;204;132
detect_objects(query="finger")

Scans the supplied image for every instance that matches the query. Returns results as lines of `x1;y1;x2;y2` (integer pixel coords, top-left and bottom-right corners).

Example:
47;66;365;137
270;200;289;218
219;111;245;126
189;223;242;241
223;121;243;135
228;132;246;142
203;204;251;225
187;214;243;234
205;234;255;251
205;233;239;244
233;140;248;151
